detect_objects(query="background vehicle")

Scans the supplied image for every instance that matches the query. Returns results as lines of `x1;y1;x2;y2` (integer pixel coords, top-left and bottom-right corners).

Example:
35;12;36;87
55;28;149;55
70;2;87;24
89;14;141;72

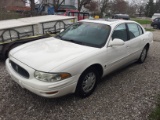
151;13;160;21
151;17;160;29
55;10;89;21
55;4;89;21
112;14;130;20
0;15;76;59
6;20;153;98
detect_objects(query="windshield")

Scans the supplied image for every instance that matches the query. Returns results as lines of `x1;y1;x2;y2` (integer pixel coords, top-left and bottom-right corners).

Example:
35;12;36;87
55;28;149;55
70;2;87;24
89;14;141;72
57;22;111;48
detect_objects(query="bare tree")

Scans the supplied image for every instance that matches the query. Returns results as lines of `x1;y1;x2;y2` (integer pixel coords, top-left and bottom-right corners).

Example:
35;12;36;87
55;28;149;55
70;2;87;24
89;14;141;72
126;4;136;17
130;0;146;16
77;0;92;11
98;0;109;17
52;0;65;11
155;0;160;13
30;0;35;16
23;0;35;16
84;1;98;12
111;0;128;14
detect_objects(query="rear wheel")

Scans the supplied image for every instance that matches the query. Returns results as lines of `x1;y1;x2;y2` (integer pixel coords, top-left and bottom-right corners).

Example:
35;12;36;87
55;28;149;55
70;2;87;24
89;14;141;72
138;46;148;63
76;68;99;98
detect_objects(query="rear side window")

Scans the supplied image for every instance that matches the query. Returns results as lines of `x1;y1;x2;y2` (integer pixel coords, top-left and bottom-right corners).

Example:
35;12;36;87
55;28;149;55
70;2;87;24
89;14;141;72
127;23;140;39
112;24;128;41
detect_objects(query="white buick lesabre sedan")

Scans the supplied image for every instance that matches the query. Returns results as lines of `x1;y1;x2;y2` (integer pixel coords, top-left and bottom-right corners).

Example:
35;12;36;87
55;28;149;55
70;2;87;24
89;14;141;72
6;19;153;98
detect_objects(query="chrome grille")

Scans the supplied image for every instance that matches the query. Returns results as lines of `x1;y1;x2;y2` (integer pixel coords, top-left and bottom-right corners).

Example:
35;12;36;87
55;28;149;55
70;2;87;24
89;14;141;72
10;60;29;79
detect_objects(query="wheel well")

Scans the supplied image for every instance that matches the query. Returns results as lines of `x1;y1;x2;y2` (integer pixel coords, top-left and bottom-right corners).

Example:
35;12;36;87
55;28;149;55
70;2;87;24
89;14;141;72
84;64;103;78
5;43;23;58
145;43;150;51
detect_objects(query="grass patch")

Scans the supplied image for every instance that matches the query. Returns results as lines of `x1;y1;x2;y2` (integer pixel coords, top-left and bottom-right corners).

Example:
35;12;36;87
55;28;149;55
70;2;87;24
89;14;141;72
145;28;155;31
149;97;160;120
131;18;152;24
0;12;20;20
0;10;28;20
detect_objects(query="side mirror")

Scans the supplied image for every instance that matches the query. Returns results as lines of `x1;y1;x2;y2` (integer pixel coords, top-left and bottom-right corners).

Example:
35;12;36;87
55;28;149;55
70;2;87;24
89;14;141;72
108;38;125;47
60;29;64;33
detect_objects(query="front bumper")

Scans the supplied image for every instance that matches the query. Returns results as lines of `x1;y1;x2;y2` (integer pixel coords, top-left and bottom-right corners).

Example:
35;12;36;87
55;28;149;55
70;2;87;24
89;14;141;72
6;58;79;98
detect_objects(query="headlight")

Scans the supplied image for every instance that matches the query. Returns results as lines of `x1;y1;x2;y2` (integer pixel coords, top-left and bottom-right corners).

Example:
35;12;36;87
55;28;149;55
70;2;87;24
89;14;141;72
34;71;71;82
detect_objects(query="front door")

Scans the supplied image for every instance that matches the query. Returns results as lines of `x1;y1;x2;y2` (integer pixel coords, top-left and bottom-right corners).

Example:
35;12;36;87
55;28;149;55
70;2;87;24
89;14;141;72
103;24;130;75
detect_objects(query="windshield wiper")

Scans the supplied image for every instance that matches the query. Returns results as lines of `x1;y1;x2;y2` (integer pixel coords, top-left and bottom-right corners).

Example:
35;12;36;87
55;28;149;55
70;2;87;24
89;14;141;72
64;39;87;45
55;35;62;39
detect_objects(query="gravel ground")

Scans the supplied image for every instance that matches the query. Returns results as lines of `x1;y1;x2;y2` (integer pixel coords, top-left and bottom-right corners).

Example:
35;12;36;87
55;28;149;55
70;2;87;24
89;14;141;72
142;24;160;42
0;42;160;120
152;30;160;42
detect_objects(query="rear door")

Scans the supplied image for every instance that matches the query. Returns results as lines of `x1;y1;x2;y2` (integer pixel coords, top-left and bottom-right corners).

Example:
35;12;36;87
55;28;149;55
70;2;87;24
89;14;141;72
126;23;145;61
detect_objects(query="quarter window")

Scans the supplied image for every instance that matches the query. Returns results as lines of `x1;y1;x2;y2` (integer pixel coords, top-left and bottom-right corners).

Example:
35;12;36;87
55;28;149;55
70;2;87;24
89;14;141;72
127;23;140;39
112;24;128;41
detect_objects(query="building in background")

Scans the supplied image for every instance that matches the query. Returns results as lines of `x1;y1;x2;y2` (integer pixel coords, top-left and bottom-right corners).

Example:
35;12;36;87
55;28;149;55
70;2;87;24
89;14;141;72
0;0;30;12
0;0;25;8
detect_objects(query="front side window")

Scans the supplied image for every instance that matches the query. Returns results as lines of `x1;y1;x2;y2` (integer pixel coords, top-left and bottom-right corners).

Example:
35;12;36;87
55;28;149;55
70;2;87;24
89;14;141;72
127;23;140;39
112;24;128;41
57;22;111;48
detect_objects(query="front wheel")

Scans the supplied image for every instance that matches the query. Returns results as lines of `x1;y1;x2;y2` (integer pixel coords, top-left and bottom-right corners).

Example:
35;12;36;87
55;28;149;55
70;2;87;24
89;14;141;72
6;43;23;58
76;68;99;98
138;46;148;63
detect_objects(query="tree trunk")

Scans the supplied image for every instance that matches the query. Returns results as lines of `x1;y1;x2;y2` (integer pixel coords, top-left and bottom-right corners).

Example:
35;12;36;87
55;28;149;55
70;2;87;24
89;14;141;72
53;0;65;11
30;0;35;16
78;0;82;11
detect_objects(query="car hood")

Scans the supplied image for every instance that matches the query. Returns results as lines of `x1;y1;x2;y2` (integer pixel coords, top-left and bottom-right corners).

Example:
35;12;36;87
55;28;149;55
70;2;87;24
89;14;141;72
10;37;96;72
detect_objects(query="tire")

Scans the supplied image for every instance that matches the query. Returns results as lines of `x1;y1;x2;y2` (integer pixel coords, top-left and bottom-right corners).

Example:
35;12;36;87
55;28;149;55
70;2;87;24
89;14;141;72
10;43;23;50
76;68;99;98
6;43;23;58
153;25;158;29
138;46;148;63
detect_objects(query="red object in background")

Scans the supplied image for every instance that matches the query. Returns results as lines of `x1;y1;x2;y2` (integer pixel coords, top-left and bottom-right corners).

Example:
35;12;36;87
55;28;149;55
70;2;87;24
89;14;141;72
55;9;89;21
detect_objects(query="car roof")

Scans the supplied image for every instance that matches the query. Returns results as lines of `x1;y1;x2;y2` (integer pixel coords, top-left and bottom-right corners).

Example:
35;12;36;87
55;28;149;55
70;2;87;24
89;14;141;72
80;19;136;26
